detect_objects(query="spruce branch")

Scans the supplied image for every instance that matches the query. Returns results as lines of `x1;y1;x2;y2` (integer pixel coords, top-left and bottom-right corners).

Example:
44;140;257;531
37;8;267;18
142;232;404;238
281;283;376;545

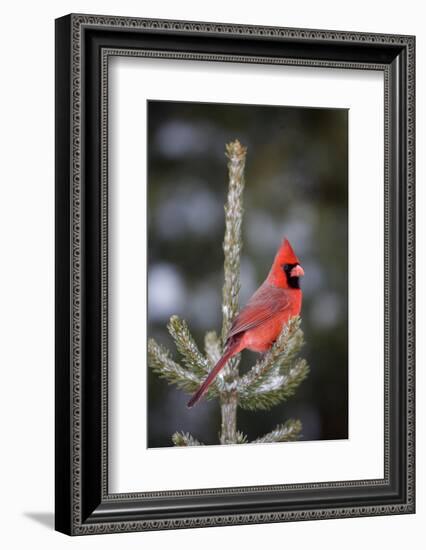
252;419;302;443
236;431;248;444
238;316;303;388
168;315;211;378
148;338;202;393
239;358;309;411
172;432;204;446
237;316;309;410
236;316;309;410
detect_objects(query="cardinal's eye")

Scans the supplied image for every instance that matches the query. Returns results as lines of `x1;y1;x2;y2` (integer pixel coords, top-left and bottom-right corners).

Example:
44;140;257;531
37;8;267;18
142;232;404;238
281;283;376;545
283;264;291;272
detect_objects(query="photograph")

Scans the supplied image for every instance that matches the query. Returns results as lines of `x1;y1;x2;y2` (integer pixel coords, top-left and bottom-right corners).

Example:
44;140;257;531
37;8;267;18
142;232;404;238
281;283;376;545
147;100;349;448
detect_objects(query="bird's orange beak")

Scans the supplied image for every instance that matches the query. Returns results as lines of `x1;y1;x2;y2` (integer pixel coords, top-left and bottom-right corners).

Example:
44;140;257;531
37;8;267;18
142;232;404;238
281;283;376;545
290;265;304;278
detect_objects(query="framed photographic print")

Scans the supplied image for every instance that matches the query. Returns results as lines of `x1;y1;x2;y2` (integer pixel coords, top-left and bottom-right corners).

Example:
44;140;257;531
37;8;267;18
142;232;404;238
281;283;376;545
55;14;415;535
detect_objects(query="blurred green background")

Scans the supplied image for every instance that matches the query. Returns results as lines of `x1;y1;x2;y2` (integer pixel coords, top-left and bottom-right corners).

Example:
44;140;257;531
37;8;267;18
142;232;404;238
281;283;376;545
147;100;348;447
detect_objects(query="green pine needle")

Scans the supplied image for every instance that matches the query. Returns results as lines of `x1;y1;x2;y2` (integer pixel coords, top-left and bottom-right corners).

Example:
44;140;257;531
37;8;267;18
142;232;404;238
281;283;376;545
168;315;211;377
236;431;248;444
252;419;302;443
148;338;202;393
237;316;309;411
172;432;204;446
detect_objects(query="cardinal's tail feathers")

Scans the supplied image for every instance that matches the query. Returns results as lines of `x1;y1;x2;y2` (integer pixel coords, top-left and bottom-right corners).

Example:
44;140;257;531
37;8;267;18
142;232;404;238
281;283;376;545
187;347;235;408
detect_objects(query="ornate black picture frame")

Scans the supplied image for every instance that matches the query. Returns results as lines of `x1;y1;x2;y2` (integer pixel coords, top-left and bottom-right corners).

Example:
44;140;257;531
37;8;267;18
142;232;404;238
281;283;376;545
55;14;415;535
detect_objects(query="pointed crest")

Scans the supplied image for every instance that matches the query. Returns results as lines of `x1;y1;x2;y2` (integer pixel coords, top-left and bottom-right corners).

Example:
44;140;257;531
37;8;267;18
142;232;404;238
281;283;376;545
275;238;300;265
266;238;301;286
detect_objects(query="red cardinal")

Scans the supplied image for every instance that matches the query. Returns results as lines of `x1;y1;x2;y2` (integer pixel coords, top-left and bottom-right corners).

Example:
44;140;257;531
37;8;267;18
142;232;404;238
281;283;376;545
187;238;304;408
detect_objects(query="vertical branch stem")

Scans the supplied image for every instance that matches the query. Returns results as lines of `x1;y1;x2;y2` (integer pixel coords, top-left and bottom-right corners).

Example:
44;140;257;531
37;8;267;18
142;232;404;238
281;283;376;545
220;392;238;444
221;140;246;342
220;140;247;444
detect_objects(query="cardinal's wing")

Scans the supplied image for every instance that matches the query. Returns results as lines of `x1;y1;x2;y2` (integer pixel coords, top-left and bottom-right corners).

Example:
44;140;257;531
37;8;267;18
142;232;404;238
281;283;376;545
226;284;290;341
